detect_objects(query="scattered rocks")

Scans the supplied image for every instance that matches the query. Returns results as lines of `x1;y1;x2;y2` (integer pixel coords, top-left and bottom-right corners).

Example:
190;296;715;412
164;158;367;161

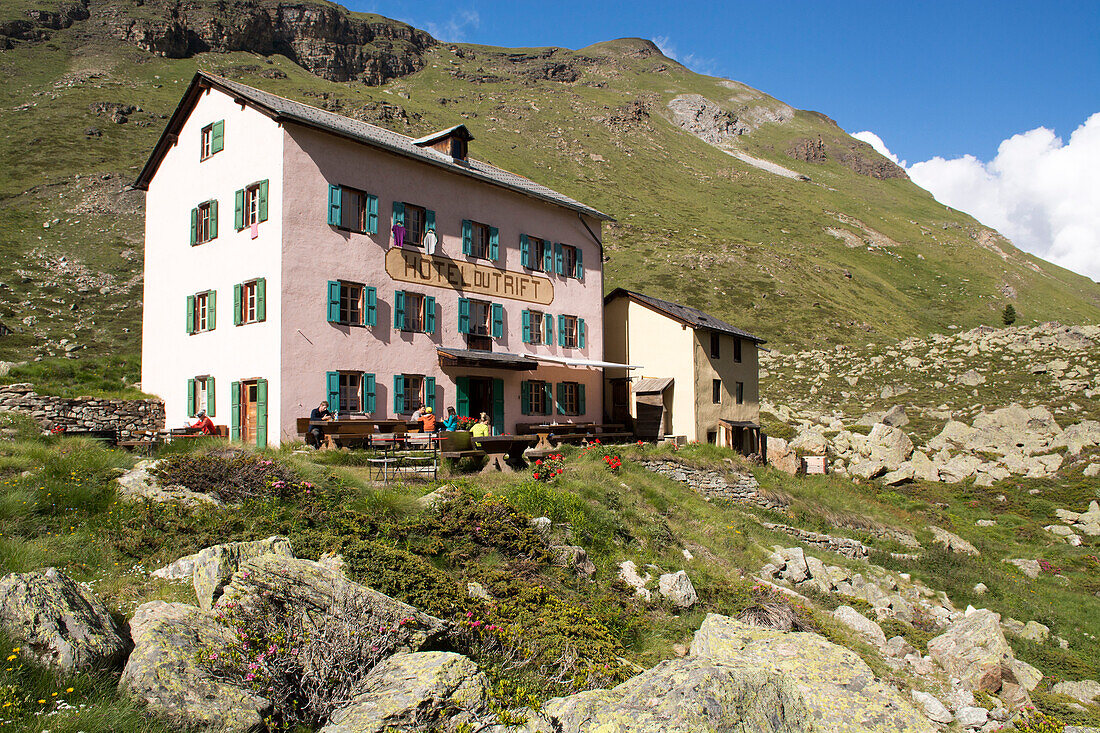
926;609;1024;703
617;561;652;601
551;545;596;577
0;567;131;671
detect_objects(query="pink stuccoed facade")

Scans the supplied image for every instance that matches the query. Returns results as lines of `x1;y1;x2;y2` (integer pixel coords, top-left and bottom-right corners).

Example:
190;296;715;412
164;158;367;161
139;73;610;446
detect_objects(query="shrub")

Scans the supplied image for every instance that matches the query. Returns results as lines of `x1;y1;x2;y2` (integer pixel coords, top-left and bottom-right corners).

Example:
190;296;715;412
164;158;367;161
1010;706;1066;733
153;453;298;503
532;454;565;481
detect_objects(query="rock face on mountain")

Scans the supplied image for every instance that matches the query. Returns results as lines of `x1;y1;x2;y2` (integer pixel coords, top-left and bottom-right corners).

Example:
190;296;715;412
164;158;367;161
5;0;435;84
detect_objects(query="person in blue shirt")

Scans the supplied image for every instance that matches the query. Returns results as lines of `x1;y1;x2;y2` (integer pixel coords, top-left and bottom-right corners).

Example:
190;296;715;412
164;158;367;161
440;406;459;432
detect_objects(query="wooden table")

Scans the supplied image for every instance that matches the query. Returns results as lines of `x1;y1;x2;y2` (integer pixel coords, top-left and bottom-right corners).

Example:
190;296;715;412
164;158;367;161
472;435;537;473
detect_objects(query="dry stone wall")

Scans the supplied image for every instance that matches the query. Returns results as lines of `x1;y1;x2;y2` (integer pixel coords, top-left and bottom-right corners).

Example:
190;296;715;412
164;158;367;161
0;383;164;437
639;459;784;509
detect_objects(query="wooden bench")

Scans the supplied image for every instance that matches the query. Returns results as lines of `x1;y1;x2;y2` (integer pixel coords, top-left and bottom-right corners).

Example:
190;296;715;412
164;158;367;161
439;431;486;460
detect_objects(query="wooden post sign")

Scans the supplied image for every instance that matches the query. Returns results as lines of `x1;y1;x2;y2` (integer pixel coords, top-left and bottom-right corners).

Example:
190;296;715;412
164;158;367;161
386;248;554;305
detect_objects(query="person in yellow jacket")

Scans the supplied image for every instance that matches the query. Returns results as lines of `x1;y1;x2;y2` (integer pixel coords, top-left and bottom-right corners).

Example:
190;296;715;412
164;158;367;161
470;412;491;437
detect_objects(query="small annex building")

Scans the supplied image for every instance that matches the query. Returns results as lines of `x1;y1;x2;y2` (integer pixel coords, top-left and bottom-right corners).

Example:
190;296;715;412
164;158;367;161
603;288;765;453
136;72;614;446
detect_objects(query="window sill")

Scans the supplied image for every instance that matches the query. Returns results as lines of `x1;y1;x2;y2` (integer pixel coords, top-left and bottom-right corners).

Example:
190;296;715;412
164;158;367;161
333;225;372;235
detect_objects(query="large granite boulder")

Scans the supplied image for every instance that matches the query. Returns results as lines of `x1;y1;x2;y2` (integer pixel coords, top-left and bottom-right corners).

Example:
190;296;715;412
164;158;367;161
322;652;487;733
0;567;130;671
216;555;447;651
767;437;801;475
833;605;887;651
927;609;1015;693
190;536;295;610
120;601;271;732
689;614;934;732
657;571;698;609
867;423;914;468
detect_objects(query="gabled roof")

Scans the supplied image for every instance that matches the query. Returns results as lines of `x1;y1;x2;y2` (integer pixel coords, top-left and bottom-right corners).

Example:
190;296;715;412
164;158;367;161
605;288;766;343
135;73;612;222
413;124;474;146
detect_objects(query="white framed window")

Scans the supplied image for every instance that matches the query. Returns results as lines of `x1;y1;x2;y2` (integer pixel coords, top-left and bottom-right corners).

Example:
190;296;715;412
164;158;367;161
533;238;551;271
245;184;261;227
529;310;544;343
197;202;213;244
470;221;491;259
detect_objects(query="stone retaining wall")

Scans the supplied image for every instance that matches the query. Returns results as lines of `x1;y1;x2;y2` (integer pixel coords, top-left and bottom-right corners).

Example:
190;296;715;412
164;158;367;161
0;383;164;438
758;521;869;558
640;459;785;509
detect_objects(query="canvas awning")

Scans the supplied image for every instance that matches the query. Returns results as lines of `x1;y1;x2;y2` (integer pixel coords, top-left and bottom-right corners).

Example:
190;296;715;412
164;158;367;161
523;355;643;369
437;348;538;371
633;377;673;394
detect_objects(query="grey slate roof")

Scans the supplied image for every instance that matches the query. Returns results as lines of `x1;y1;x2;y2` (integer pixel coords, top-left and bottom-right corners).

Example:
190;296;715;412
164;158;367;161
605;288;766;343
138;72;610;221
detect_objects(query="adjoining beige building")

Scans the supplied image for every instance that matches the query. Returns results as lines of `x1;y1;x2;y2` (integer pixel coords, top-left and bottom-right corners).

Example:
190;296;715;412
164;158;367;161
603;289;765;453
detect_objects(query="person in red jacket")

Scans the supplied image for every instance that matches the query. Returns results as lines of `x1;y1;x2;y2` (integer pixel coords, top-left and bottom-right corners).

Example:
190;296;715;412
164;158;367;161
190;410;216;436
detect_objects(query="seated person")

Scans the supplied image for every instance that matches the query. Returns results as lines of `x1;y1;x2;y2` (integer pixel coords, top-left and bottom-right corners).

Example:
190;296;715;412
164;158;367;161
410;402;427;422
470;412;491;438
440;406;458;432
308;400;333;447
418;406;437;432
190;410;216;436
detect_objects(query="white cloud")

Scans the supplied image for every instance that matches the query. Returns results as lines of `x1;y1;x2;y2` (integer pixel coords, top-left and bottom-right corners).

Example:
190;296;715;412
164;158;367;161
652;35;720;76
851;130;907;168
851;115;1100;281
425;9;480;42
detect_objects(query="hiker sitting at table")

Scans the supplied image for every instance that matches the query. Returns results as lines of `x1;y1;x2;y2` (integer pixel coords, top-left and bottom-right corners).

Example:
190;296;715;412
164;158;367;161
308;400;333;447
411;402;427;422
441;406;458;432
418;406;437;432
189;410;215;436
470;412;491;438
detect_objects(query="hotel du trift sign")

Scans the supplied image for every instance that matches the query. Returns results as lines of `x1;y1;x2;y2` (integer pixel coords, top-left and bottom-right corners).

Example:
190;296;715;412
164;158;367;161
386;248;554;306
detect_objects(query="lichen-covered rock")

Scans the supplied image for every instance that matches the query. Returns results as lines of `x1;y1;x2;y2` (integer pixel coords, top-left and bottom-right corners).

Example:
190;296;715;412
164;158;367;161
321;652;487;733
657;571;698;609
120;601;271;732
1012;660;1043;691
927;609;1014;693
191;536;295;610
216;555;446;651
689;614;934;732
910;690;953;724
0;567;130;671
1052;679;1100;704
116;459;222;507
833;605;887;651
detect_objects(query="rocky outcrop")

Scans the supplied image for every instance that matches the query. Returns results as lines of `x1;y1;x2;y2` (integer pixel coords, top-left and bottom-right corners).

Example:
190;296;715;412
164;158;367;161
666;94;751;144
926;609;1030;708
121;600;272;732
1051;679;1100;704
322;652;487;733
0;567;130;671
91;0;435;84
190;536;295;609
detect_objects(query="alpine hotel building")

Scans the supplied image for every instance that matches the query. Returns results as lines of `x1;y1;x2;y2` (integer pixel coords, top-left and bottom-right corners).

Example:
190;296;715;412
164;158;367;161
138;73;612;446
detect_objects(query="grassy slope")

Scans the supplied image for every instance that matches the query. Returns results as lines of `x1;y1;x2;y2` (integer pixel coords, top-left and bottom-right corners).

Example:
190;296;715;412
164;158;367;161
0;21;1097;372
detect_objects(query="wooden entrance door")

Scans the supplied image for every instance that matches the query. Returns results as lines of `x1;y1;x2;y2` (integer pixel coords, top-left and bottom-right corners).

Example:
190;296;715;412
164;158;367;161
241;381;258;444
610;379;630;424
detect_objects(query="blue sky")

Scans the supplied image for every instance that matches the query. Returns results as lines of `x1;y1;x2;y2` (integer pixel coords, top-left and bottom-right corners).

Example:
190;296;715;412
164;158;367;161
355;0;1099;164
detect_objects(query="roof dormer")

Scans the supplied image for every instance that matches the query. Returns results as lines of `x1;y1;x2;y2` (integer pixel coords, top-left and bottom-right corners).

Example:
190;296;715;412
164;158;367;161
413;124;474;162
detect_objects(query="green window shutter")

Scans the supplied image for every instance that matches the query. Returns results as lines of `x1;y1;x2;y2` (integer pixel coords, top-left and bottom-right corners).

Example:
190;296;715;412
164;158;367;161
558;315;566;346
426;377;436;410
491;378;504;435
206;376;216;417
393;375;405;413
209;199;218;239
555;382;565;415
394;290;405;330
255;278;266;322
233;284;242;326
520;234;530;269
186;295;195;334
365;287;377;326
456;376;470;418
543;242;553;272
234;189;245;230
230;381;241;440
458;298;470;334
328;184;342;227
208;290;216;330
211;120;224;153
489;226;499;261
544;313;554;346
491;303;503;338
327;281;341;323
326;371;340;408
255;378;268;447
187;378;196;417
578;318;586;348
575;247;584;281
425;209;435;234
424;296;436;334
190;207;198;246
543;382;553;416
258;180;269;222
521;310;531;343
392;201;405;228
364;374;376;413
366;195;379;234
461;219;472;255
521;380;531;415
554;243;564;275
578;383;586;415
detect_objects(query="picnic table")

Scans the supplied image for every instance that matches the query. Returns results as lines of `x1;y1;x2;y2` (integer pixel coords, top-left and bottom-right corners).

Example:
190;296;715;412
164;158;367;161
471;435;537;473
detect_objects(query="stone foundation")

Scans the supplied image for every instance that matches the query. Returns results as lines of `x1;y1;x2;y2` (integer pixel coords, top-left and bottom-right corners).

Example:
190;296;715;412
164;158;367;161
0;383;164;438
640;459;784;509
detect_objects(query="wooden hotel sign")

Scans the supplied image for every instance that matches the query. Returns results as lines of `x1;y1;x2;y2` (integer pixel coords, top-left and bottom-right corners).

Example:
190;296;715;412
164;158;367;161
386;248;555;306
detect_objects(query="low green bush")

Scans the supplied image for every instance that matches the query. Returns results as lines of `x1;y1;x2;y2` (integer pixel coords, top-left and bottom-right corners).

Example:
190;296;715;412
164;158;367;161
152;452;298;503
